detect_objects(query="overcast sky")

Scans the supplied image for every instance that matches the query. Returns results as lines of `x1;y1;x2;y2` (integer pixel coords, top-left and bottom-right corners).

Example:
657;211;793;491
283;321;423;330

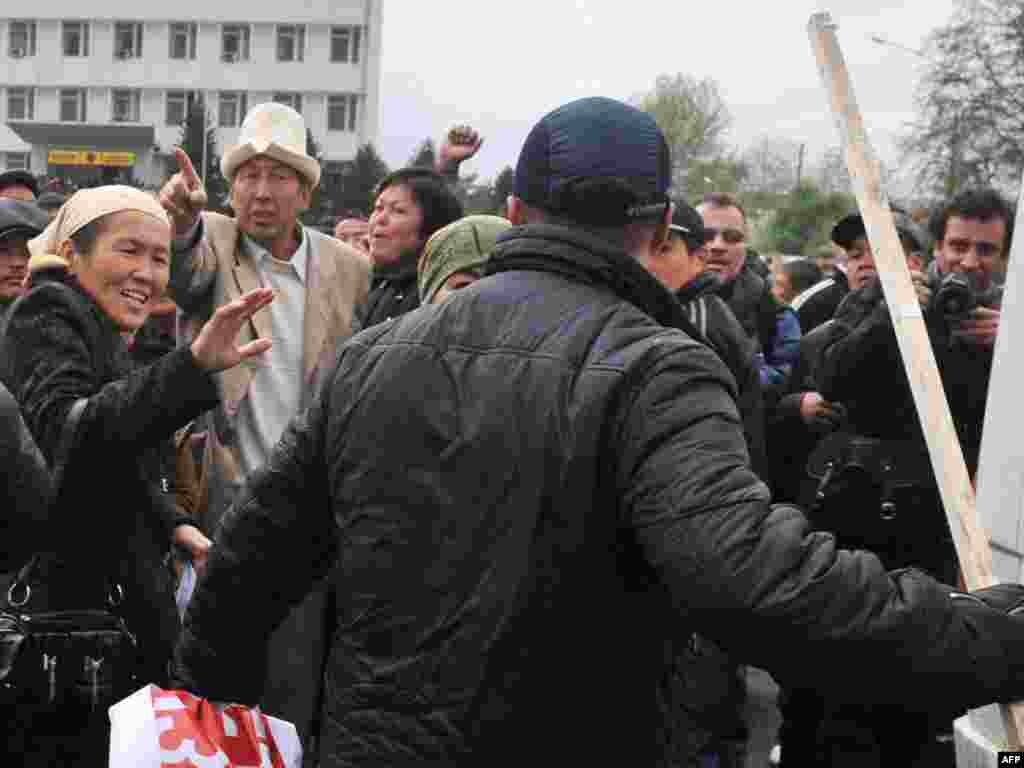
375;0;956;189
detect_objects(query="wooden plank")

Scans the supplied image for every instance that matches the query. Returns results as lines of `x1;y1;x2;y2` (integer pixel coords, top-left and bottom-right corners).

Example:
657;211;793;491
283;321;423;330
807;11;1024;749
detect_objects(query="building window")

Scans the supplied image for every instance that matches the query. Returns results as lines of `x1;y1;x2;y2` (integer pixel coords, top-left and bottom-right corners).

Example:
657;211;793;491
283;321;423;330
330;26;361;63
166;90;200;126
277;25;305;62
4;153;30;172
9;21;37;58
327;94;359;132
62;21;90;57
218;91;247;127
169;22;197;60
273;92;302;114
114;22;143;59
7;87;35;120
59;89;87;122
221;24;250;62
112;89;141;122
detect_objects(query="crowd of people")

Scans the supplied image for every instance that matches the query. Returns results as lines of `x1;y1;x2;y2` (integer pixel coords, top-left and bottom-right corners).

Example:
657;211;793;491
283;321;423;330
2;94;1024;768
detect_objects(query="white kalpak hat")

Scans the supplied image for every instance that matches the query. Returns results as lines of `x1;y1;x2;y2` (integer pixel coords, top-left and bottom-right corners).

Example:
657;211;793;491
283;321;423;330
221;102;321;188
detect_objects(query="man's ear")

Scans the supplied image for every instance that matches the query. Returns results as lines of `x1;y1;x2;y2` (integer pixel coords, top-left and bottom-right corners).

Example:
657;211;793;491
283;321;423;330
907;252;925;272
507;196;526;225
297;182;312;213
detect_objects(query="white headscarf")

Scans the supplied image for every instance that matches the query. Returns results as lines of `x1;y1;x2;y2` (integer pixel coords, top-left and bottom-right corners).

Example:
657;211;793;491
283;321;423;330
27;185;169;274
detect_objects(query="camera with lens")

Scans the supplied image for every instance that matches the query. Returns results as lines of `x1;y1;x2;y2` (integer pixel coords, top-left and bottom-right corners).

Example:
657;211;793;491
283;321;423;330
934;272;1003;320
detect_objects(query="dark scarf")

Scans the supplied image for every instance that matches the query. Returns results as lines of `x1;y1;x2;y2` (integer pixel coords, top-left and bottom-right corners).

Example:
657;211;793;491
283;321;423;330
675;271;720;305
487;224;705;338
370;249;419;289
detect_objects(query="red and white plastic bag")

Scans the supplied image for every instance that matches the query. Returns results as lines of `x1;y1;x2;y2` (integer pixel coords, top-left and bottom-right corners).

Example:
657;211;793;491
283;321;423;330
109;685;302;768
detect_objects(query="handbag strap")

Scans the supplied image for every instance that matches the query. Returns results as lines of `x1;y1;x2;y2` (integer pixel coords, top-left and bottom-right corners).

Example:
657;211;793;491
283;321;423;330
51;397;88;492
7;398;90;609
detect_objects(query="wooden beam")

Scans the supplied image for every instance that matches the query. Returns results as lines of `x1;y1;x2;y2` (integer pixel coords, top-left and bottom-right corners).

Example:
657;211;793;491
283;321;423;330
807;11;1024;748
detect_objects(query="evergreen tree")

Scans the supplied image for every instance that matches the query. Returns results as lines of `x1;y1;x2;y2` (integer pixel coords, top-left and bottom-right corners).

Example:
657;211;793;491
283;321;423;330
336;143;390;216
177;99;228;211
408;138;437;170
491;166;516;215
303;128;325;225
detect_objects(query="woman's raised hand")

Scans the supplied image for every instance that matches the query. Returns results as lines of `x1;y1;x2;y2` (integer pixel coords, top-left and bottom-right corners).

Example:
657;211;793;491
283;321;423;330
190;288;275;373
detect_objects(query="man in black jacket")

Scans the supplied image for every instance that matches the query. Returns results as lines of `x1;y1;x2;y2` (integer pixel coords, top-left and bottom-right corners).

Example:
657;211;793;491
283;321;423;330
782;190;1012;767
176;98;1024;767
0;198;47;323
698;193;800;397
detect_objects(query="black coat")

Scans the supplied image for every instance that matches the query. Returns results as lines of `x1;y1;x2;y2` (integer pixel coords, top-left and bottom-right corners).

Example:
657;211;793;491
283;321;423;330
819;279;992;476
0;280;219;680
0;381;52;571
353;259;420;331
677;272;767;480
793;269;850;334
766;319;842;504
816;280;992;582
178;224;1024;766
715;261;779;357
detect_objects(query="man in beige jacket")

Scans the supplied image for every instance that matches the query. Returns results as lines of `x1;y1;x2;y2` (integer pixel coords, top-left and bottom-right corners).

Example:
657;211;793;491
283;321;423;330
159;102;369;762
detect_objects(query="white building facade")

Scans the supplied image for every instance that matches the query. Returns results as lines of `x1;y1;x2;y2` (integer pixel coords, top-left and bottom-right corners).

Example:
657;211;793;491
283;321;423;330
0;0;382;190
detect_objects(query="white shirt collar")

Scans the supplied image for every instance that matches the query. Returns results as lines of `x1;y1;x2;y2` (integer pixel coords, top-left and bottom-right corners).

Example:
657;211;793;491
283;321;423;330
241;225;308;284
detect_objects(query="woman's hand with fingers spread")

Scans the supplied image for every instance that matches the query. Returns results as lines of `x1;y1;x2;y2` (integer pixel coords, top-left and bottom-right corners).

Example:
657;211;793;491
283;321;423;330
190;288;276;372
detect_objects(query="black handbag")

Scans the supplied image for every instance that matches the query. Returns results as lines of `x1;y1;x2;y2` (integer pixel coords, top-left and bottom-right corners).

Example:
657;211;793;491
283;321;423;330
0;398;139;713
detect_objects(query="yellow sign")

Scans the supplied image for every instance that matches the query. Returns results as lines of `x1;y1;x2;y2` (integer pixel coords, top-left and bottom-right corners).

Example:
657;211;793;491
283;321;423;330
48;150;136;167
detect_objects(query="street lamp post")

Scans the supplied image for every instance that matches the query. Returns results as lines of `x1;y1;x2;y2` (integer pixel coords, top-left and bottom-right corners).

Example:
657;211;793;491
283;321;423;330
869;35;926;59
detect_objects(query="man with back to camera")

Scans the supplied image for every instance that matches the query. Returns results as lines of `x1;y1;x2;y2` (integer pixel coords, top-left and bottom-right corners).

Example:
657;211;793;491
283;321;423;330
175;98;1024;767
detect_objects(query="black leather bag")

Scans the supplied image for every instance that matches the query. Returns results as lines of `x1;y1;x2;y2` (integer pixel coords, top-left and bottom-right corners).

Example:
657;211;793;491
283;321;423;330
802;431;936;549
0;399;139;713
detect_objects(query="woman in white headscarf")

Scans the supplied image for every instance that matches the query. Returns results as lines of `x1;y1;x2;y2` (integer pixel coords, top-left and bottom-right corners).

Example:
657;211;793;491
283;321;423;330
0;186;274;765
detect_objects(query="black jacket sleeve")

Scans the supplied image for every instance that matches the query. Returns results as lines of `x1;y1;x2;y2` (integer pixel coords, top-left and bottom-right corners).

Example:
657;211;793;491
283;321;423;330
0;382;53;570
818;296;896;405
616;341;1024;714
174;376;335;705
1;284;220;470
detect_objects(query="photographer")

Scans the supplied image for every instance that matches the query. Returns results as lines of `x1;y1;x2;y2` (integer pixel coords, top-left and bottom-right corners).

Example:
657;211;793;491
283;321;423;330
781;190;1011;767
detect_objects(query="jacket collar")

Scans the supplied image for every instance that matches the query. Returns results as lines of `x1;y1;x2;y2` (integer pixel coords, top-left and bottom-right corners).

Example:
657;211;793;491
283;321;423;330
486;224;696;330
371;252;419;286
715;260;763;303
675;271;720;304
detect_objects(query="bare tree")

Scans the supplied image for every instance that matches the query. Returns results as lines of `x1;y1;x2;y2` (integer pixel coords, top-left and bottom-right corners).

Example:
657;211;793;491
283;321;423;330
813;146;852;195
740;137;802;194
902;0;1024;196
637;74;732;196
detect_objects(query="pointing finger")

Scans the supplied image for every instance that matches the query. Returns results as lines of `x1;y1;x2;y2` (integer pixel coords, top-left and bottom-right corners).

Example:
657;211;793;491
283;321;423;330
175;147;201;189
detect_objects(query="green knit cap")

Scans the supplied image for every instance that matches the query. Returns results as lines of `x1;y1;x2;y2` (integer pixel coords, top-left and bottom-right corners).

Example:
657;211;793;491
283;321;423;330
418;215;512;304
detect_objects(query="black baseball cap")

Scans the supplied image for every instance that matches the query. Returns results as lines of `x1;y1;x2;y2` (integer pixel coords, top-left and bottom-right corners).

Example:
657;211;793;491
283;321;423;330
0;198;48;242
832;210;929;253
669;202;708;249
513;97;671;226
36;191;66;211
0;170;39;199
